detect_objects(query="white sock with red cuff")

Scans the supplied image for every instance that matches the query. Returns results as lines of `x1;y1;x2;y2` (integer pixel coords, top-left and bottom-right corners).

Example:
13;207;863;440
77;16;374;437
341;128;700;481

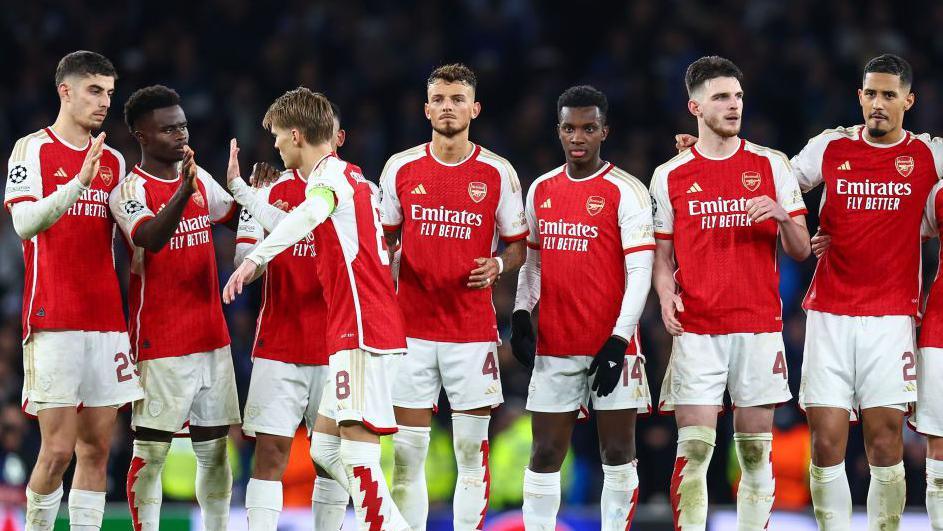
25;484;63;531
192;437;232;531
452;414;491;530
340;438;409;531
246;478;282;531
391;425;430;530
671;426;715;531
601;461;639;531
127;440;170;531
521;468;561;530
734;432;775;530
68;489;106;530
312;475;349;531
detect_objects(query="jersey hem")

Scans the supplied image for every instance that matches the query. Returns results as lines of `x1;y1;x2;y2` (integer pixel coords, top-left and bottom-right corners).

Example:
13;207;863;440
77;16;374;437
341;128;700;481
801;304;917;318
678;323;784;335
403;331;498;343
251;351;328;366
134;338;231;362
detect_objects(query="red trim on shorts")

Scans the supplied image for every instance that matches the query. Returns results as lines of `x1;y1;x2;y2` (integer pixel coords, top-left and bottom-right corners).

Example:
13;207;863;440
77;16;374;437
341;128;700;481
362;419;398;435
21;399;37;419
624;244;656;255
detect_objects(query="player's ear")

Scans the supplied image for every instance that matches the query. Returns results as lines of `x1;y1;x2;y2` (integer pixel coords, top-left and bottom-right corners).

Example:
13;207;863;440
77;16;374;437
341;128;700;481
687;99;700;118
423;102;431;120
601;124;609;142
471;101;481;119
291;128;302;147
57;82;70;102
335;129;346;149
904;91;915;111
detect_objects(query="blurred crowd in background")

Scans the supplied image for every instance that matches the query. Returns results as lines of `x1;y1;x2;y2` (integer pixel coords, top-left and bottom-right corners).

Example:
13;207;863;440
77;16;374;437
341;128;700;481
1;0;941;515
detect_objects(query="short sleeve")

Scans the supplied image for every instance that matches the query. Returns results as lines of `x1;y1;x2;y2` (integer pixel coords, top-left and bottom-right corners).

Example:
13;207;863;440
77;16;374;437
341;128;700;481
197;167;236;223
306;157;354;207
379;160;403;230
495;163;528;242
617;181;656;254
769;153;808;216
790;132;834;192
524;183;539;248
924;181;943;240
5;137;45;208
109;176;156;242
649;167;673;239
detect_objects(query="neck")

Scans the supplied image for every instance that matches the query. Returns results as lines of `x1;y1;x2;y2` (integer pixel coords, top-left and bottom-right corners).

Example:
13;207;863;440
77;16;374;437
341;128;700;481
694;124;740;158
430;130;473;164
863;126;905;145
566;156;605;179
50;111;92;148
298;143;333;177
139;153;179;180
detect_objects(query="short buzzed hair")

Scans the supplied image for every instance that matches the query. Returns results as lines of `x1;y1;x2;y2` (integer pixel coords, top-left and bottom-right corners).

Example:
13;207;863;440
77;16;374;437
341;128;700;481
864;54;913;90
427;63;477;91
55;51;117;86
557;85;609;124
684;56;743;97
262;87;334;145
124;85;181;131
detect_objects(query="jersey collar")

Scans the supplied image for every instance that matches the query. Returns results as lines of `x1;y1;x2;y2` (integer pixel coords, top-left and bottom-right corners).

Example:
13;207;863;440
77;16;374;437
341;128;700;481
133;164;181;183
564;161;613;182
45;127;91;152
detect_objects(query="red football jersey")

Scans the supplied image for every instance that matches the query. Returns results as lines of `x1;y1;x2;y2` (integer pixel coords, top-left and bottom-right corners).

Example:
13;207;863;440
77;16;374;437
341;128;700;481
792;126;942;316
307;155;406;354
379;143;528;342
110;165;236;361
527;163;654;356
918;180;943;347
650;139;807;334
236;170;328;365
4;128;127;339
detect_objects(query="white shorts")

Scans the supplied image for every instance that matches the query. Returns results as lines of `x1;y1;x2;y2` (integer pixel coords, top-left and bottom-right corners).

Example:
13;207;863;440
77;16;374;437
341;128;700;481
526;354;651;414
799;310;916;421
132;346;241;433
243;359;330;438
659;331;792;412
391;338;503;411
318;349;400;434
22;330;144;416
908;347;943;436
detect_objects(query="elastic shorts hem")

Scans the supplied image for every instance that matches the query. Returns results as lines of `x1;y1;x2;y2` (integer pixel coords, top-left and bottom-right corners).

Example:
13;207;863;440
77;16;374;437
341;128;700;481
448;398;503;411
391;400;435;410
592;400;652;412
732;396;793;409
242;424;298;438
525;401;582;414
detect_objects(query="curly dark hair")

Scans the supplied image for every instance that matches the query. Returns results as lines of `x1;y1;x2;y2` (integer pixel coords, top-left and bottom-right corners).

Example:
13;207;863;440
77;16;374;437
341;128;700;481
557;85;609;124
124;85;181;131
427;63;477;90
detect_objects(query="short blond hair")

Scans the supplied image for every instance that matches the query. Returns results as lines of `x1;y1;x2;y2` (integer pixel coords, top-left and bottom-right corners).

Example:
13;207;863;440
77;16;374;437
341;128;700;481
262;87;333;145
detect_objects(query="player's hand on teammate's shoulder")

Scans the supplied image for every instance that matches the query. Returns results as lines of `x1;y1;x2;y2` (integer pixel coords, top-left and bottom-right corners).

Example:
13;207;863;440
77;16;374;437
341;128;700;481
509;310;536;370
675;133;697;152
222;258;260;304
588;335;628;397
467;257;499;289
250;162;281;188
272;200;291;212
660;293;685;336
77;133;106;186
811;229;831;259
745;195;788;223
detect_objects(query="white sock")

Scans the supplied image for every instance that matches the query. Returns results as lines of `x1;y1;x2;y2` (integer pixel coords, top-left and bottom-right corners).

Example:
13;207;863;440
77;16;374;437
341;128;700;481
313;476;349;531
927;459;943;530
867;462;905;531
311;432;350;492
810;462;852;531
600;461;639;531
127;440;171;531
246;478;282;531
68;489;105;530
452;414;491;531
671;426;715;531
391;425;430;530
522;468;560;530
340;438;409;531
192;437;233;531
734;433;775;530
25;484;63;531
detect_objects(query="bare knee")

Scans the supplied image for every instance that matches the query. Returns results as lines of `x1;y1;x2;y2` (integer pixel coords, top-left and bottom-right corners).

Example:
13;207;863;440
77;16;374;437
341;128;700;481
37;442;75;477
866;429;903;466
252;437;291;480
74;437;110;471
599;438;636;466
529;439;568;473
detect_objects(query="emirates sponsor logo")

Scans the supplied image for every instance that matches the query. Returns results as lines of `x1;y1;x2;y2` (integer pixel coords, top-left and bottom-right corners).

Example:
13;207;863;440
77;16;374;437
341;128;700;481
410;204;483;226
688;197;753;229
835;177;911;211
895;156;914;177
741;171;761;192
98;166;113;186
586;195;605;216
538;219;599;238
468;181;487;203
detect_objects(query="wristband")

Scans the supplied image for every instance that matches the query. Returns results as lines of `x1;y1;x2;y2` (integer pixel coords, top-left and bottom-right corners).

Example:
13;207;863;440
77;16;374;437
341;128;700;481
495;256;504;274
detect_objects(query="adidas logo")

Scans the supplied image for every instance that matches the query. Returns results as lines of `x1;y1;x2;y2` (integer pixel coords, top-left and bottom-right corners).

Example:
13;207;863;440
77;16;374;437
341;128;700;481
837;161;851;171
686;182;703;194
54;167;68;179
410;184;428;195
540;198;552;208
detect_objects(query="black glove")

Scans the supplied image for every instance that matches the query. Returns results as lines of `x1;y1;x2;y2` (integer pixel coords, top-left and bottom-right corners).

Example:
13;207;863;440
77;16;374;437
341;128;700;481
588;336;628;397
510;310;536;370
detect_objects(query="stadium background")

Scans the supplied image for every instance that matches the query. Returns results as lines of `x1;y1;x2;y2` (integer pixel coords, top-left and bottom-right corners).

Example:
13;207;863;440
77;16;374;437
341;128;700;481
0;0;939;528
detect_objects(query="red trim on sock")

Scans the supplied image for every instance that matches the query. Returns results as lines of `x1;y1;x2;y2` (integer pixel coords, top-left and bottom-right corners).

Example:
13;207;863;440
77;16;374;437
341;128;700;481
625;486;639;530
352;465;384;531
127;456;147;531
670;456;688;531
476;440;491;529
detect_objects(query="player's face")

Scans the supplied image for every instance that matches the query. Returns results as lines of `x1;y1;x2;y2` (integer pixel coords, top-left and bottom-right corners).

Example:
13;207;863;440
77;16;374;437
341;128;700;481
61;74;115;131
558;106;608;164
271;125;302;169
425;80;480;138
690;77;743;138
136;106;189;163
859;73;914;138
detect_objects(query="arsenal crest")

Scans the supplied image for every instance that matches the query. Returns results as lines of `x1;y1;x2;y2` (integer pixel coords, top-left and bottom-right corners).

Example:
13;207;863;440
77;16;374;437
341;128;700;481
191;191;205;208
741;171;761;192
586;195;605;216
895;156;914;177
468;181;487;203
98;166;114;186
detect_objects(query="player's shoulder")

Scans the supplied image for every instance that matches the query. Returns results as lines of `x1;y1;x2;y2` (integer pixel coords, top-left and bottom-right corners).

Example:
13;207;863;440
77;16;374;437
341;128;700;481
907;130;943;152
743;141;791;167
475;145;517;177
527;165;565;198
805;125;862;149
652;149;696;184
604;165;651;207
101;143;125;165
380;144;427;177
110;168;147;203
10;129;53;162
